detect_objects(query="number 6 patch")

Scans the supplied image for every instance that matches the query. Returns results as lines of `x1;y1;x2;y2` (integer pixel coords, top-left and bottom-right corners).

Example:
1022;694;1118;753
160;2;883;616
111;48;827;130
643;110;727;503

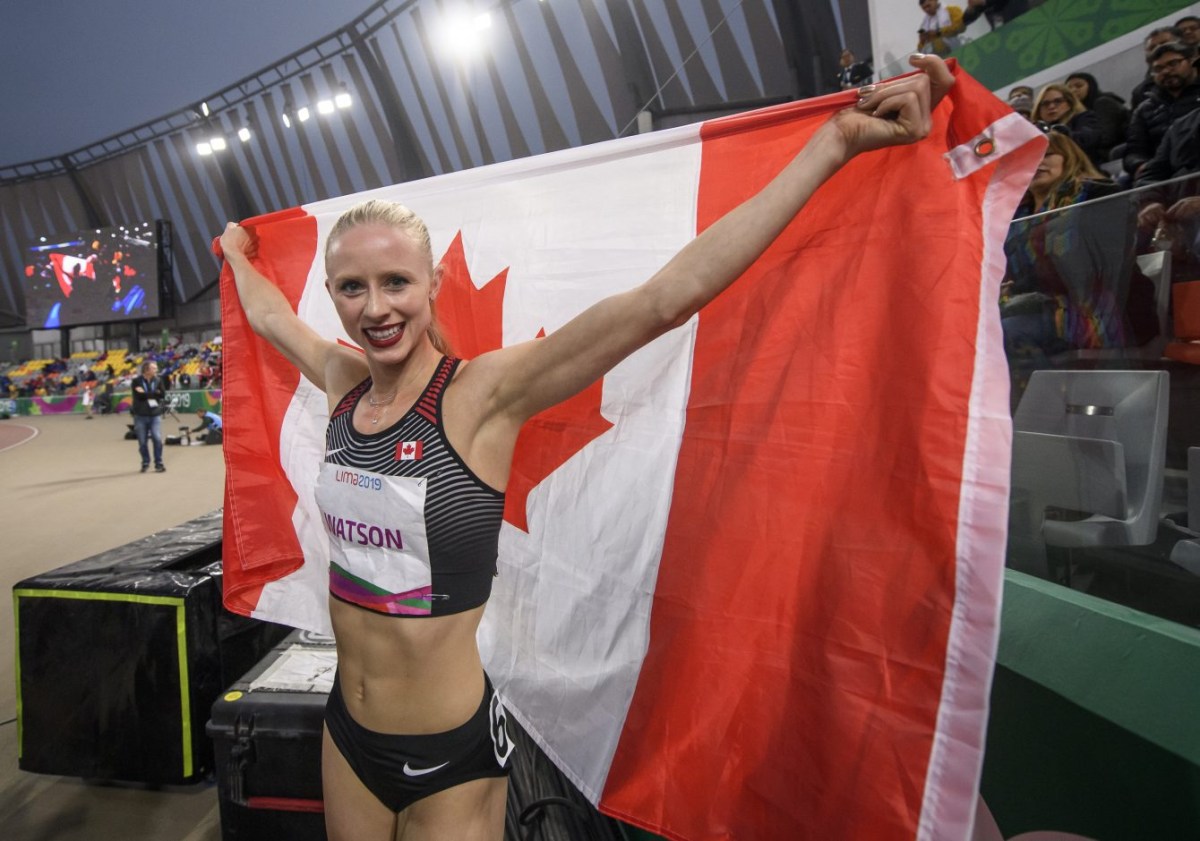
489;690;515;767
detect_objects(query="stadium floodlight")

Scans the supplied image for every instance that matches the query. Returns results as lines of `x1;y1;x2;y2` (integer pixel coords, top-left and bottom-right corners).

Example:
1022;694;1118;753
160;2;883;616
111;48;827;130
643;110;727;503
439;10;493;58
200;101;211;117
281;102;294;128
210;136;227;151
238;126;252;142
196;142;213;156
297;106;311;122
317;99;335;115
335;87;352;109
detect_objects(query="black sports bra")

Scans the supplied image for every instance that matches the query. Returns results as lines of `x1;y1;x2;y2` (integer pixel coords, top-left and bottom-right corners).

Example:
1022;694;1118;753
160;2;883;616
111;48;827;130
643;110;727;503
315;356;504;617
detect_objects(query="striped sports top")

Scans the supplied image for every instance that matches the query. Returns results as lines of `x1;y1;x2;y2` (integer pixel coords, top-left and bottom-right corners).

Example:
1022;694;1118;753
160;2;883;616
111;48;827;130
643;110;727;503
316;356;505;617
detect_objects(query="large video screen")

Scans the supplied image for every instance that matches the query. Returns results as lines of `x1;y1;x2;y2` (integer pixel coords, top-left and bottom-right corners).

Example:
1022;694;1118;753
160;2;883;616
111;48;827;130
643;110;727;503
22;221;161;328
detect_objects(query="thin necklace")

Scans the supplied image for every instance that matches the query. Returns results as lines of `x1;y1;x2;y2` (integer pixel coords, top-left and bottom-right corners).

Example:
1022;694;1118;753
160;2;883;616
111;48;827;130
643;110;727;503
366;386;398;425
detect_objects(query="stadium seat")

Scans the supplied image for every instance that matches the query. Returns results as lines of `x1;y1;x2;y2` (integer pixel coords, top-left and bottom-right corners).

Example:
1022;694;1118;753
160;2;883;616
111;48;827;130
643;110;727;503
1009;370;1169;562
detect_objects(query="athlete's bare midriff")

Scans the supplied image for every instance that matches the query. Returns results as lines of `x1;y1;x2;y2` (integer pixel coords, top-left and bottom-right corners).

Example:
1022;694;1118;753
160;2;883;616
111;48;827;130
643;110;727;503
330;597;487;735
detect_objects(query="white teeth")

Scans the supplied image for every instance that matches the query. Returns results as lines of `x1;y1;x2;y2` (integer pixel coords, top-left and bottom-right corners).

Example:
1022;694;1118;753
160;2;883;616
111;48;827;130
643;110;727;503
365;325;403;340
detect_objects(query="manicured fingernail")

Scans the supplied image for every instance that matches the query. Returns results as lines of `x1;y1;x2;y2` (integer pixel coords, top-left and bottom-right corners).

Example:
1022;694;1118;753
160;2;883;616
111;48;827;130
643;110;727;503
911;52;927;60
857;84;876;98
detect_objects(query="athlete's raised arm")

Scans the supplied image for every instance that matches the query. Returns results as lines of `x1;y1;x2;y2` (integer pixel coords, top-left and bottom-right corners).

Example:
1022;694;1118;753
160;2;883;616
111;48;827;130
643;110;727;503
219;222;364;394
470;54;954;424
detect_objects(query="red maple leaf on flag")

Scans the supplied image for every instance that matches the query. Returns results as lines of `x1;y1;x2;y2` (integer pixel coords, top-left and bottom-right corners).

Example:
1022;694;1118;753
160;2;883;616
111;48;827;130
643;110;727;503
436;232;613;532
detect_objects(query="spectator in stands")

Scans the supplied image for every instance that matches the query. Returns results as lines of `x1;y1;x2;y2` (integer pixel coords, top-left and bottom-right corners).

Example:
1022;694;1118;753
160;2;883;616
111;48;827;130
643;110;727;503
131;360;167;473
916;0;965;57
1131;27;1184;109
1003;131;1136;379
1014;129;1118;218
1066;72;1129;164
1007;86;1034;119
1177;15;1200;47
1135;106;1200;188
1124;42;1200;179
836;49;872;90
1032;83;1105;167
962;0;1028;31
191;409;223;445
1135;107;1200;283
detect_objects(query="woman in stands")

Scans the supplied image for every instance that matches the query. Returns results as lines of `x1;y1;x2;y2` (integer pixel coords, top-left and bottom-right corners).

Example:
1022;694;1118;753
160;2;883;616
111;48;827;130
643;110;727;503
1032;82;1106;168
219;55;954;841
1015;128;1117;217
1065;72;1130;165
1002;130;1135;388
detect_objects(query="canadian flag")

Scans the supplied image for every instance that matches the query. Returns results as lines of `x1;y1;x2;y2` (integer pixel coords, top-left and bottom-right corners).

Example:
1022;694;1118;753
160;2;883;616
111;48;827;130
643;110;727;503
396;440;423;461
48;253;94;297
219;66;1043;840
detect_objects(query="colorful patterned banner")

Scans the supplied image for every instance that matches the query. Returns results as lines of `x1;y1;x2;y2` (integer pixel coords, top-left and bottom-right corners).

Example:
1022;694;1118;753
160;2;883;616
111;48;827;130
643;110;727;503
11;390;221;416
956;0;1195;89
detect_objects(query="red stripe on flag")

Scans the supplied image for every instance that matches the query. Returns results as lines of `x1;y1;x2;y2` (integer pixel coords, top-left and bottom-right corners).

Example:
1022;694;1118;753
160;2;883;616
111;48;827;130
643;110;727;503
219;208;318;617
602;85;996;838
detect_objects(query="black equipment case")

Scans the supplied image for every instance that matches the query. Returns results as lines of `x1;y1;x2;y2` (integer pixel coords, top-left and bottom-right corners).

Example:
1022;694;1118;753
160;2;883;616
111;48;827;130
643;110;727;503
13;509;290;784
209;630;635;840
208;629;332;841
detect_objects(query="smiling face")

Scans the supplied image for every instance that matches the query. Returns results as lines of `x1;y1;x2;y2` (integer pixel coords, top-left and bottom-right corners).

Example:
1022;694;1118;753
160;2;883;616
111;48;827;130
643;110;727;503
325;223;441;366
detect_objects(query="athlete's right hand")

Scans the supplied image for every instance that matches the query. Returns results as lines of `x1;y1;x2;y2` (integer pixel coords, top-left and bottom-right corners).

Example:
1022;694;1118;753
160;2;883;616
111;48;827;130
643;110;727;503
216;221;256;263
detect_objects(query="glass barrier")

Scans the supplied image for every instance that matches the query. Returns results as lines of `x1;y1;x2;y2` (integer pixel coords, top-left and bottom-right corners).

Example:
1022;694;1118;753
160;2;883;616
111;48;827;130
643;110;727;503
1001;171;1200;629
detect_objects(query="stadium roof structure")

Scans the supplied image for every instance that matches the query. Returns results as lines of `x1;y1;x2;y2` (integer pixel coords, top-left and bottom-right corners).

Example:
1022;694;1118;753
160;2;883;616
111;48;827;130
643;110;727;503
0;0;867;325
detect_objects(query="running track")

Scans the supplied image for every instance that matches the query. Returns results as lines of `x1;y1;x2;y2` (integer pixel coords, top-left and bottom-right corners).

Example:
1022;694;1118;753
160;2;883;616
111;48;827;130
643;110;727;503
0;422;38;452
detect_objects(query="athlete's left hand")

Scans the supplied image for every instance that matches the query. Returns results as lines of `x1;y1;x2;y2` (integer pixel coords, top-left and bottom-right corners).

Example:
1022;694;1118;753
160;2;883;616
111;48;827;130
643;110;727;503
826;53;955;160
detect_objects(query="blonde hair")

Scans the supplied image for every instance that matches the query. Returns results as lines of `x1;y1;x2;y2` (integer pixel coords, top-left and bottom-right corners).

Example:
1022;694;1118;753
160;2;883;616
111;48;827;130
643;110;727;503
324;200;452;355
1038;131;1107;211
1033;83;1086;123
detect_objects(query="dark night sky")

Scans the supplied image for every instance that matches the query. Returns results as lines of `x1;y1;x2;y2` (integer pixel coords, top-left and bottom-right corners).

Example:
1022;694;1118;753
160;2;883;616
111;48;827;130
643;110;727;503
0;0;376;166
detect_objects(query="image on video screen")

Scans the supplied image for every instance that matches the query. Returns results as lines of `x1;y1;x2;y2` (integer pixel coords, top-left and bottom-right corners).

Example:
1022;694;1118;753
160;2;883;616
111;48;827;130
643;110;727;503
23;222;160;328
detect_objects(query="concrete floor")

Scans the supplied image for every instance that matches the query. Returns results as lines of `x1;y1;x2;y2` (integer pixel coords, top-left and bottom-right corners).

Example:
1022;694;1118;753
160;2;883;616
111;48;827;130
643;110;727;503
0;412;226;840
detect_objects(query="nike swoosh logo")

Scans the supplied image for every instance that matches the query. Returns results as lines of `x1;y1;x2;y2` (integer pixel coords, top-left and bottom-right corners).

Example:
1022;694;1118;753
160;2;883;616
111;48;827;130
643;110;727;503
325;447;349;457
402;761;449;777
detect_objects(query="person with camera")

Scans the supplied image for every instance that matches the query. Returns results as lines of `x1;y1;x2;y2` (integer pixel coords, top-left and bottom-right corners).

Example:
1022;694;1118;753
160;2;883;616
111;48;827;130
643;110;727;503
916;0;964;57
131;360;167;472
191;408;223;445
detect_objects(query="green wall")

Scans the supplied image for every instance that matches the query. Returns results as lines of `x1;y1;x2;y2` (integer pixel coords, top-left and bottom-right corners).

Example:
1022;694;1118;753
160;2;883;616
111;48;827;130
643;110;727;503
983;570;1200;838
957;0;1196;89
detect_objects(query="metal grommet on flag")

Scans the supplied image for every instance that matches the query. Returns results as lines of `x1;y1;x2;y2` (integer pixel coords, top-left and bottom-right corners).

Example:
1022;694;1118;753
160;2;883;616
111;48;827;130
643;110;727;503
944;111;1045;179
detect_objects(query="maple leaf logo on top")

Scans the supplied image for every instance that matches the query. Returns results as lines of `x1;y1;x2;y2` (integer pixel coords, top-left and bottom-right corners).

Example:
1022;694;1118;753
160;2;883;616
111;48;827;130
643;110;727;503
436;232;613;532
